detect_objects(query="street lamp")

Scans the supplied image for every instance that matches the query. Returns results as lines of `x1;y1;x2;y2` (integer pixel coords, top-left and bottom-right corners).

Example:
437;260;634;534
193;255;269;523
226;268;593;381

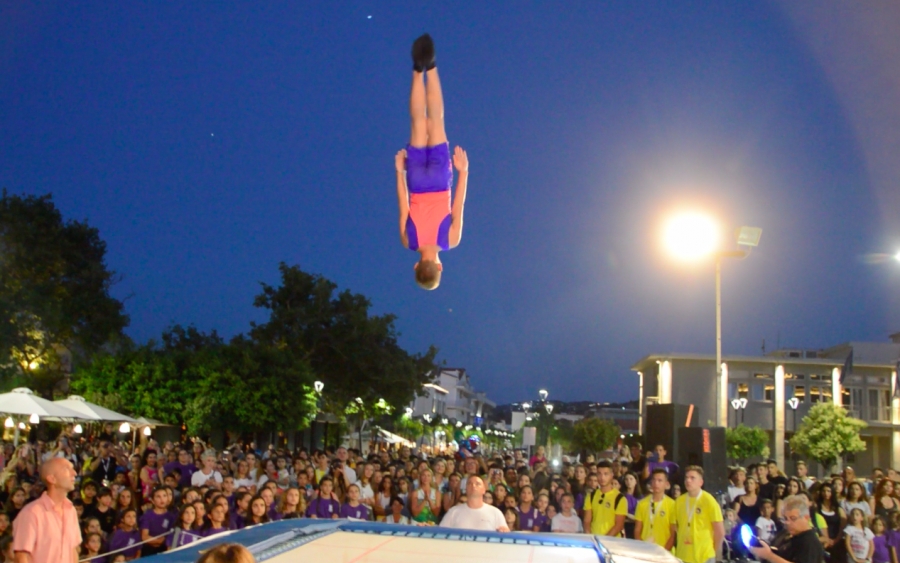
405;407;413;417
539;389;549;402
74;424;83;434
788;397;800;431
29;414;39;424
545;403;554;414
314;381;324;394
663;211;762;427
731;397;748;425
143;426;152;436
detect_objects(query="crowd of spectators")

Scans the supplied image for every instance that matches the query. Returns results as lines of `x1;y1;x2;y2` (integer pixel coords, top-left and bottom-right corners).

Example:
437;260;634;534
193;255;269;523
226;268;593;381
0;425;896;563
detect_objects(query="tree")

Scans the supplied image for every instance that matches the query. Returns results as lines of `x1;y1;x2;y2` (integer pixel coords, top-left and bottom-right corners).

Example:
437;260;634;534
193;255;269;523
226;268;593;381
790;403;867;472
726;425;770;464
549;418;576;453
71;325;318;435
250;263;438;419
0;191;128;396
572;417;620;456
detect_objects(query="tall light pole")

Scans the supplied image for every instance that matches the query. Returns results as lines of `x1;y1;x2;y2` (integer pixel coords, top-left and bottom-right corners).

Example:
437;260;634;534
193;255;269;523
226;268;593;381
663;212;762;427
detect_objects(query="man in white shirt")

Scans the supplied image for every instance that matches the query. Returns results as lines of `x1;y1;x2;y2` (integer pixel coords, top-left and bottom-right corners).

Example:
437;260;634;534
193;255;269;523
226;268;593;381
191;454;223;488
441;476;509;532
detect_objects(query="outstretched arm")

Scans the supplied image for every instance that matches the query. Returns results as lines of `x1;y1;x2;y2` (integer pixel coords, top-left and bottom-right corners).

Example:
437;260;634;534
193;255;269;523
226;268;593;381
396;149;410;248
448;146;468;248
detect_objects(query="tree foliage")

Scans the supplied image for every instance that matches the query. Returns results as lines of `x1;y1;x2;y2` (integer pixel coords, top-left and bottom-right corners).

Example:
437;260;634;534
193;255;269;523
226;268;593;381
790;403;867;471
725;425;770;463
0;191;128;395
250;263;438;418
71;326;317;435
72;264;436;438
572;417;620;455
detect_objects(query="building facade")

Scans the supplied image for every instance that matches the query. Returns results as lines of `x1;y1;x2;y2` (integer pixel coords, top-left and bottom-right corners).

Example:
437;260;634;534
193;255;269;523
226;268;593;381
410;368;496;424
632;335;900;474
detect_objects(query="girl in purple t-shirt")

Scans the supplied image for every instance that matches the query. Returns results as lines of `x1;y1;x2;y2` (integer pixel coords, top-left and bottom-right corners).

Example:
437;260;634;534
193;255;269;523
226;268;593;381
167;504;200;549
340;484;371;521
245;495;271;527
108;509;142;559
307;477;341;519
518;486;541;532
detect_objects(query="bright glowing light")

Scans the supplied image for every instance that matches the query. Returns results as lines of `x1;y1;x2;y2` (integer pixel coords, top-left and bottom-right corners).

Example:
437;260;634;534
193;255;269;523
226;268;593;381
404;407;413;417
74;424;83;434
662;211;720;262
28;360;39;370
118;422;130;433
18;422;26;430
740;524;757;548
314;381;324;393
455;420;463;428
731;399;742;410
538;389;548;401
29;413;39;424
143;426;152;436
4;417;13;428
895;251;900;262
788;397;800;410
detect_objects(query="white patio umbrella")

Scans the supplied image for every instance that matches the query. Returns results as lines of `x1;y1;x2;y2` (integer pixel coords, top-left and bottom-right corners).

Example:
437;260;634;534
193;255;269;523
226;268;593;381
0;388;86;445
53;395;138;423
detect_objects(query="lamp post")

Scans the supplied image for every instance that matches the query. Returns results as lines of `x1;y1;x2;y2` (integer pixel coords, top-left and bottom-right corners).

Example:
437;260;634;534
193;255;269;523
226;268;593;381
663;212;762;427
314;381;326;449
788;397;800;431
731;397;748;425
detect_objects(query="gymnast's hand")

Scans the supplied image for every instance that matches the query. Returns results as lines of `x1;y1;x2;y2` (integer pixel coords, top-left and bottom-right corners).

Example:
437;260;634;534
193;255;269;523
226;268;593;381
395;149;407;172
453;146;468;172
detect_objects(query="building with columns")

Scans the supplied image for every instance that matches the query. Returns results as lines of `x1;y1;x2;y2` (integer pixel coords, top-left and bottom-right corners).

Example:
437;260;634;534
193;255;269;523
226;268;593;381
632;334;900;474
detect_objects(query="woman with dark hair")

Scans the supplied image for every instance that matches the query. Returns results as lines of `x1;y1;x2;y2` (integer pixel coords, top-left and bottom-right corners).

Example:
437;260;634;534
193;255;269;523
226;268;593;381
841;481;872;521
245;495;270;526
871;479;900;520
734;477;761;527
775;477;804;519
374;476;394;521
818;481;847;560
231;492;252;529
2;487;26;523
139;449;162;503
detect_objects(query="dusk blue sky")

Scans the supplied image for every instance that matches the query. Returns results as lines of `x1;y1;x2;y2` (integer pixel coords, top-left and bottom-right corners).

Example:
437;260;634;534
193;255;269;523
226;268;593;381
3;2;900;404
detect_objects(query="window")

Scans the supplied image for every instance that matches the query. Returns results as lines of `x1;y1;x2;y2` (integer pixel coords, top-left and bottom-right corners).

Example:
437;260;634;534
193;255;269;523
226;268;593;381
794;385;806;401
751;384;765;401
785;384;793;398
737;383;749;399
805;351;818;358
764;384;774;401
869;389;891;422
810;386;821;403
754;373;772;379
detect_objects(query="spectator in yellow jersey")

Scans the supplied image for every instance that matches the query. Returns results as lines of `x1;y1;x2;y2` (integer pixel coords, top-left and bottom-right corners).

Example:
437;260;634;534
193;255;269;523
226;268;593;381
583;460;627;536
675;466;725;563
634;468;677;551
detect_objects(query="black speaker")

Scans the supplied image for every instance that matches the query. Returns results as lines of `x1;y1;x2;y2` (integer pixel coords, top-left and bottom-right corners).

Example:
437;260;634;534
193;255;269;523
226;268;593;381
677;427;728;498
645;403;695;460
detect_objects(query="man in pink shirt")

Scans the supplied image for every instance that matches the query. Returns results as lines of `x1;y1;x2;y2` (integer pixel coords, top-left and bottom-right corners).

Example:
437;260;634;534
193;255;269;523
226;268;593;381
13;457;81;563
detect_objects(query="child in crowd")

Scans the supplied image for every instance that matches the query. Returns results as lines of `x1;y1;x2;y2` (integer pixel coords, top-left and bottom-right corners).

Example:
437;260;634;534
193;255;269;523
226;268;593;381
306;477;340;519
845;508;875;563
0;514;8;538
503;507;520;532
872;516;893;563
341;484;371;520
140;487;175;557
280;486;305;519
551;493;584;533
756;499;778;544
168;504;199;550
536;492;552;532
108;508;142;560
246;495;271;526
81;532;104;563
387;496;410;525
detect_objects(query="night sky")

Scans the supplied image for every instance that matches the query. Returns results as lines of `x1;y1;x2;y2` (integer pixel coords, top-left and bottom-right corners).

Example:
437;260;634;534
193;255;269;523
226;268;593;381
3;2;900;404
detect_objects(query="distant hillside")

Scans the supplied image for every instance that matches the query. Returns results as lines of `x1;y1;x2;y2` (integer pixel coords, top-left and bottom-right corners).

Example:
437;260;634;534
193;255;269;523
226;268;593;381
490;399;639;421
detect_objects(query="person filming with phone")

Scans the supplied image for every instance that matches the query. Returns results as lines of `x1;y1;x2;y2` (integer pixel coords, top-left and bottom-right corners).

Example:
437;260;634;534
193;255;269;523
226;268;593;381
750;495;825;563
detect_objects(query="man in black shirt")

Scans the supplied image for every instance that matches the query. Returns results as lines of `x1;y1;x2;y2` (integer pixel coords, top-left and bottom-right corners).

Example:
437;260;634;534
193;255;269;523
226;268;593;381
751;495;825;563
89;441;118;484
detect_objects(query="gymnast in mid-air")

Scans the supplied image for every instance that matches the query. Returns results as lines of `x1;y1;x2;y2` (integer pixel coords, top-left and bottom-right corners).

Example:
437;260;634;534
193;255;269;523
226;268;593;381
396;33;468;290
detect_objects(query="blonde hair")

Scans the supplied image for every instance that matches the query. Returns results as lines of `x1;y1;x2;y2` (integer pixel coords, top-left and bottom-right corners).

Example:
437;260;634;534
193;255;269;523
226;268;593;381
197;543;255;563
415;260;441;290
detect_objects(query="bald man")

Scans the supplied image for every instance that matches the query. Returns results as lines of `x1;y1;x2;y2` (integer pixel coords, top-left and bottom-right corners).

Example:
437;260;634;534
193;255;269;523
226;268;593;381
440;476;509;532
13;457;82;563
